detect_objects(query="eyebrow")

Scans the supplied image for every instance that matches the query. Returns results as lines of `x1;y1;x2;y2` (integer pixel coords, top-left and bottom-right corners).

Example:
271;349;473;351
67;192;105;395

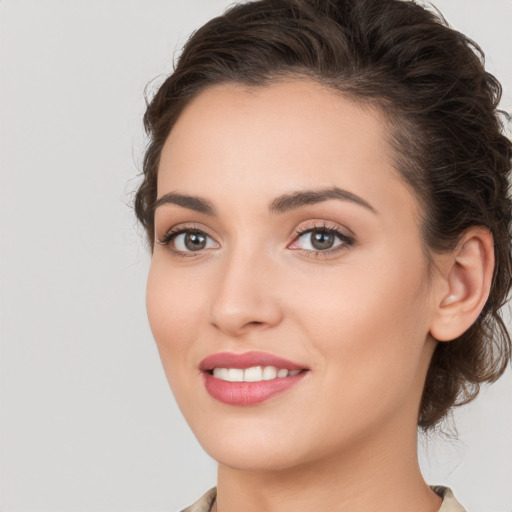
269;187;376;214
153;186;376;216
153;192;216;215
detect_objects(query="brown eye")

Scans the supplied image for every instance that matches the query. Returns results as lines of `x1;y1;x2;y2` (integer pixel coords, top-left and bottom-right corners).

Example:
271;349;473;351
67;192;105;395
160;229;219;253
183;231;207;251
310;230;336;250
299;229;340;251
289;226;354;254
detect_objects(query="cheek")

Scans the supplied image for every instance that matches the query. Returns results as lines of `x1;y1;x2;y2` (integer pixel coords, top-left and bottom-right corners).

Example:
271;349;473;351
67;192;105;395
146;259;206;368
292;277;430;440
292;255;428;331
287;249;432;386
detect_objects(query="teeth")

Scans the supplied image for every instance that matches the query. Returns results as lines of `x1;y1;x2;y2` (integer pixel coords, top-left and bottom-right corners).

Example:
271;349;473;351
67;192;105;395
262;366;277;380
212;366;302;382
244;366;263;382
213;368;229;380
226;368;244;382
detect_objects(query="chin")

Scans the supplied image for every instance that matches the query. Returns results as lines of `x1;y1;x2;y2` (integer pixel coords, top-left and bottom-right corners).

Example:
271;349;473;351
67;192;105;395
203;438;308;473
188;416;311;472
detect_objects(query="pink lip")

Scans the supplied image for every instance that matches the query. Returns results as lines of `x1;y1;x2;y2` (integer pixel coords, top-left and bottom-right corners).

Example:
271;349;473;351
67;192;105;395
199;351;309;405
199;351;307;371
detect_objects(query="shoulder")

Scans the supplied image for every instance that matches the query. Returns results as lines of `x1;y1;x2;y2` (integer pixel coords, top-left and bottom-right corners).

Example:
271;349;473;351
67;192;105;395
181;486;466;511
431;486;467;512
180;488;217;512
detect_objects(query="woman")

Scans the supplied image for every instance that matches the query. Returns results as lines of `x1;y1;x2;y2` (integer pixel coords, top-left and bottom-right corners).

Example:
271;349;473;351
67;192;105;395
135;0;511;510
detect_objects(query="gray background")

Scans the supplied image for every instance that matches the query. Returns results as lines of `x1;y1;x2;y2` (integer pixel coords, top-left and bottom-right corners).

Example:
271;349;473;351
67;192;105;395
0;1;511;511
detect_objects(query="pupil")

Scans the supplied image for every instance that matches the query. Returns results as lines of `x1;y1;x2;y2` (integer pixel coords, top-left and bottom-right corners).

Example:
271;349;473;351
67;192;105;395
312;230;334;250
185;232;206;251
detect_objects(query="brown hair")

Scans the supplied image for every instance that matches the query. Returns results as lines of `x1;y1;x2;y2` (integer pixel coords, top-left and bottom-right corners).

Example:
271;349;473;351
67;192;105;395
135;0;512;429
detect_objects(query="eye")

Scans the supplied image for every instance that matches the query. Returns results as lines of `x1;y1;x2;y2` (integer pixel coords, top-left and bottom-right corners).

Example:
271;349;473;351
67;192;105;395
289;225;354;254
158;228;219;254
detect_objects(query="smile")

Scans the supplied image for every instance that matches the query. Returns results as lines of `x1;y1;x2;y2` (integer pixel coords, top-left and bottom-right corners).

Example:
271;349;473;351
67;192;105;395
200;352;309;405
212;366;302;382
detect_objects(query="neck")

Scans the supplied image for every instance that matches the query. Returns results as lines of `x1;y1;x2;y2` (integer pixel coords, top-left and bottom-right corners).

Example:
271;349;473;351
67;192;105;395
214;422;441;512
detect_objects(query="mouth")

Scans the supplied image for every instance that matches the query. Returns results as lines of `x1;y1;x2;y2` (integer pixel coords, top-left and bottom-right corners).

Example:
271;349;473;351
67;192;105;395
210;366;302;382
199;351;309;405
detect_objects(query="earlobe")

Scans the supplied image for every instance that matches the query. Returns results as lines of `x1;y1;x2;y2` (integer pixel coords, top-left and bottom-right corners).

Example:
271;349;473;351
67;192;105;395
429;227;495;342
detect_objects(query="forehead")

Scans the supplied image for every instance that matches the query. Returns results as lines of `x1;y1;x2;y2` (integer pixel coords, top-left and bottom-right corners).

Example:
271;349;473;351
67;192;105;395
157;79;417;220
162;79;389;164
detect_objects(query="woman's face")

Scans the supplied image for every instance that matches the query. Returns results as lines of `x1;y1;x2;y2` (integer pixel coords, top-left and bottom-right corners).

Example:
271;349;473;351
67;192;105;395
147;80;440;471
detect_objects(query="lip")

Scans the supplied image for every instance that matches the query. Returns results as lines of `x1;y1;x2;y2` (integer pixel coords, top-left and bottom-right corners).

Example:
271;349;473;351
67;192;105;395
199;351;309;405
199;351;307;371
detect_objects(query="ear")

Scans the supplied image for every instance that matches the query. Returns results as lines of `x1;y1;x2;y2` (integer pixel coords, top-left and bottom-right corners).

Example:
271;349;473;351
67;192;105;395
429;226;495;342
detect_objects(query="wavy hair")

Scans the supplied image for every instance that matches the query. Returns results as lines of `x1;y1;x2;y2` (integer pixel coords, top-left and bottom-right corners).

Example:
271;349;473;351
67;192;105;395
135;0;512;429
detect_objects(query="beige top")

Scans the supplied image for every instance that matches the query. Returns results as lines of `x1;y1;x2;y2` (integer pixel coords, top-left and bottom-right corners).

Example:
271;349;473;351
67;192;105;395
181;486;467;512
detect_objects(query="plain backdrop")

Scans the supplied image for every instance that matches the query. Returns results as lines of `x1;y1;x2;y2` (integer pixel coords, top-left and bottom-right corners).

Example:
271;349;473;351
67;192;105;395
0;1;511;511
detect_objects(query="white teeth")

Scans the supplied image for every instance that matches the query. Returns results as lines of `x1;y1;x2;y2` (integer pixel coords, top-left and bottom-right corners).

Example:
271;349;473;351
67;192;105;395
226;368;244;382
211;365;302;382
262;366;278;380
244;366;263;382
212;368;229;380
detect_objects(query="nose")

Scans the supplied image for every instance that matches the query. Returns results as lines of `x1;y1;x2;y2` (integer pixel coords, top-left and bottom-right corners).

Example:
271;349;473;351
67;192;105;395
209;246;283;337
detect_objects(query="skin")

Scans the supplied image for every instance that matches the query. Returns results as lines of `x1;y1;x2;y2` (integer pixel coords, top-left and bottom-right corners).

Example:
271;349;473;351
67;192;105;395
146;80;491;511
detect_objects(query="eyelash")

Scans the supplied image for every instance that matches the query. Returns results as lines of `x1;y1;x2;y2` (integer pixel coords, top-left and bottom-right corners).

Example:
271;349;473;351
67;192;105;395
157;225;213;258
291;223;355;257
157;223;355;258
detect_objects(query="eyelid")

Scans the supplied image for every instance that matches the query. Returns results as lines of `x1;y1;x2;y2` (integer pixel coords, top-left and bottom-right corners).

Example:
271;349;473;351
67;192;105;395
288;221;356;255
157;221;213;242
157;223;220;256
156;220;355;258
